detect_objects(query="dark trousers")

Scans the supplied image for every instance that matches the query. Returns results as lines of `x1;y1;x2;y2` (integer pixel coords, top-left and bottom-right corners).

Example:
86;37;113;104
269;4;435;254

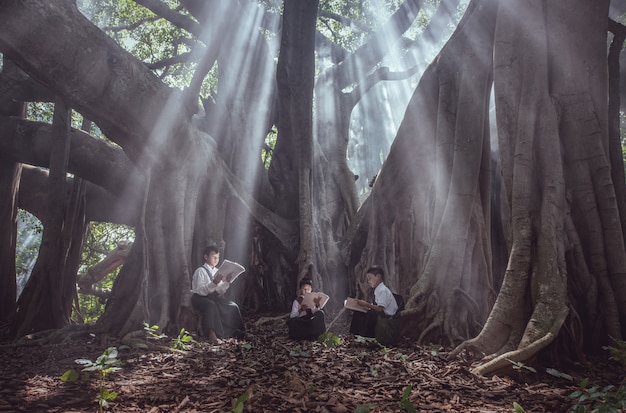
349;310;381;338
287;311;326;340
191;293;244;338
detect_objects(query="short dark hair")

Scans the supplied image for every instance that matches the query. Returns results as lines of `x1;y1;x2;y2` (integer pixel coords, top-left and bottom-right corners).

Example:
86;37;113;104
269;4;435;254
203;245;219;256
366;265;385;279
299;278;313;288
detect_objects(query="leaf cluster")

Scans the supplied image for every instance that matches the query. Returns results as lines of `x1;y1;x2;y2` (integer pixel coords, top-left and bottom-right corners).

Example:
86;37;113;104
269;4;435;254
603;336;626;367
229;391;250;413
78;0;196;89
569;378;626;413
172;328;197;350
317;331;341;347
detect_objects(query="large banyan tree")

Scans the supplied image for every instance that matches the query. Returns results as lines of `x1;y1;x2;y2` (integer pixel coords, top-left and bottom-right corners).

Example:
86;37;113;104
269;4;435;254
0;0;625;375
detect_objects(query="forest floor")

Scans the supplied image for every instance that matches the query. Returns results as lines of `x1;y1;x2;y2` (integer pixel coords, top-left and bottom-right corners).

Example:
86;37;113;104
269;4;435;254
0;310;623;413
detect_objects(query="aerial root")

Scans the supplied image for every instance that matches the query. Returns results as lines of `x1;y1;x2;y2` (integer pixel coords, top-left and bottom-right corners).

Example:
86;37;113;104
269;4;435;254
448;337;482;360
471;330;556;376
471;308;569;376
417;312;444;344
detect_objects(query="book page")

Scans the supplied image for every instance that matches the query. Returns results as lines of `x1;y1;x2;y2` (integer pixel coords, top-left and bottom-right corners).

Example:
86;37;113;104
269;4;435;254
344;297;368;313
215;259;245;283
301;292;329;310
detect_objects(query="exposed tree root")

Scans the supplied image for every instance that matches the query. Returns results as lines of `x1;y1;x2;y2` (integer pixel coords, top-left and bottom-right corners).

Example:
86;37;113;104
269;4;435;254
8;324;92;346
472;329;555;376
418;312;444;344
254;313;289;327
120;329;181;352
462;308;569;376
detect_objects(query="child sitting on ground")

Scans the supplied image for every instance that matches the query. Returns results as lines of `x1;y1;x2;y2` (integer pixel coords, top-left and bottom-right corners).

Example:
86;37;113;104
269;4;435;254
286;278;326;340
349;265;399;339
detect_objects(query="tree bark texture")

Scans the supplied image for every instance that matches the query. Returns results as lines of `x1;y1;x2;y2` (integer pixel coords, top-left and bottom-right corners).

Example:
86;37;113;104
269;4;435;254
353;0;498;346
10;99;82;337
275;0;319;288
0;59;25;325
451;0;625;375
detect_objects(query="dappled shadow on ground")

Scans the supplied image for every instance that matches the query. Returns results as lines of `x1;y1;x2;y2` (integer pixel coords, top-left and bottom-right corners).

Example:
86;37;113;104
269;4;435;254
0;311;621;413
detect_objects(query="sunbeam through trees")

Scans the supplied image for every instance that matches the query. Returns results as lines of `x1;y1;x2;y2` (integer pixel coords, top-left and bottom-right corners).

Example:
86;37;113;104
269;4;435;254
0;0;625;380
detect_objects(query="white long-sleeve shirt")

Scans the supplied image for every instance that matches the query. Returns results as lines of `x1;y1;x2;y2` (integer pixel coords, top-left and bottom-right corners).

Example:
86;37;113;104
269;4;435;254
191;263;230;296
374;282;398;316
289;297;322;318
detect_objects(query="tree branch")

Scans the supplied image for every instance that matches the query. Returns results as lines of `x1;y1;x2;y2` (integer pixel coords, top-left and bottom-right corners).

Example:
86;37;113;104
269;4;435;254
0;116;144;197
345;65;421;108
333;0;425;89
19;165;140;226
0;0;174;161
0;71;54;103
133;0;202;37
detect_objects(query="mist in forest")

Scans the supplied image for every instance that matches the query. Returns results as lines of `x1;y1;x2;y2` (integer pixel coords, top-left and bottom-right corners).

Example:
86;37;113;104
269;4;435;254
343;0;468;199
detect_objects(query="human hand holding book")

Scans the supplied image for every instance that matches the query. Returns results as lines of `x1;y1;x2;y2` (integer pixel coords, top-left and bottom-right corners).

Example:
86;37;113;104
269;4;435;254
301;292;329;310
214;259;245;284
344;297;368;312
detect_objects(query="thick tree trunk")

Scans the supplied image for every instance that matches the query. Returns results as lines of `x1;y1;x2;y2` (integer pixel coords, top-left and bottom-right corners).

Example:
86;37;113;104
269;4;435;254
608;20;626;242
0;60;24;327
274;0;319;290
353;0;498;345
10;99;83;337
312;0;430;306
0;156;20;326
451;0;624;375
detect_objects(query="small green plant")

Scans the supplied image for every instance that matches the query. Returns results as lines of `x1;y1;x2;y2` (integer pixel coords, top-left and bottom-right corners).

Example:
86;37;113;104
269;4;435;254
354;335;382;347
317;332;341;347
513;401;525;412
569;378;626;413
173;328;196;350
228;391;249;413
604;336;626;367
143;322;166;339
428;343;441;357
63;347;123;412
567;338;626;412
399;385;416;413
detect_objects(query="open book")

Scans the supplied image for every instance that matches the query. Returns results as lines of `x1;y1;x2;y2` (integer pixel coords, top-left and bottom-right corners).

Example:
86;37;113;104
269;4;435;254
301;292;329;310
215;259;245;283
344;297;368;313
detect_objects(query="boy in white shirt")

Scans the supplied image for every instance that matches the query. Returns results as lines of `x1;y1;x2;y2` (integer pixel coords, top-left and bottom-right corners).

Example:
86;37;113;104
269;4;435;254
191;245;244;343
349;265;398;338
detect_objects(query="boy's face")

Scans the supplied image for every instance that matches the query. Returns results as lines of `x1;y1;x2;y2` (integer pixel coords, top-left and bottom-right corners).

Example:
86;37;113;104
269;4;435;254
366;272;382;289
205;251;220;267
301;284;312;294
